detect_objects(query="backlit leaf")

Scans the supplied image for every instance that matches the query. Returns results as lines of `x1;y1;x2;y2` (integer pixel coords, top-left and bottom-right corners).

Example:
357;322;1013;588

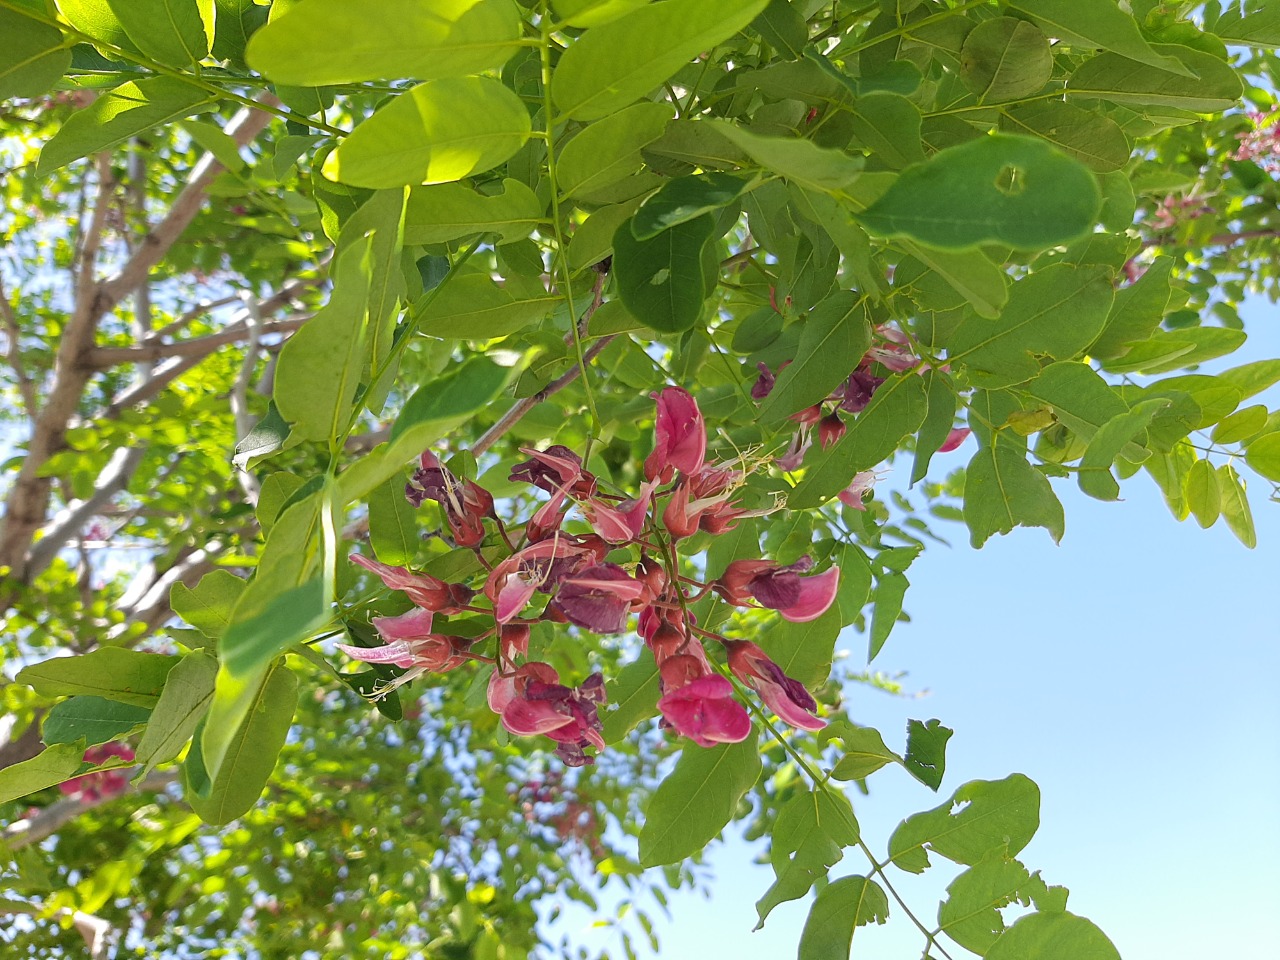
1001;101;1129;173
18;649;177;708
0;7;71;100
758;292;871;421
107;0;211;67
558;101;675;199
964;446;1065;548
1245;432;1280;482
797;875;889;959
1218;463;1256;549
986;911;1122;960
638;731;761;866
1009;0;1192;75
134;652;218;776
324;77;531;188
0;743;85;805
705;119;864;190
1185;458;1221;529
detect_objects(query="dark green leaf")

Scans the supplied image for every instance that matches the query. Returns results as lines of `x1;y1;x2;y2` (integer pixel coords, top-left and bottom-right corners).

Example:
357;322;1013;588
42;697;151;747
631;172;750;241
868;571;907;661
860;135;1101;251
613;213;714;334
0;8;72;100
911;369;959;485
1009;0;1192;74
903;718;952;790
960;18;1051;103
134;652;218;776
1067;45;1243;113
759;293;871;421
1001;101;1129;173
602;654;660;744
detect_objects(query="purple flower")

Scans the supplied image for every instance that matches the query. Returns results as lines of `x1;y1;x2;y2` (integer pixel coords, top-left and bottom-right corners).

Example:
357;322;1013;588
724;640;824;732
553;563;645;634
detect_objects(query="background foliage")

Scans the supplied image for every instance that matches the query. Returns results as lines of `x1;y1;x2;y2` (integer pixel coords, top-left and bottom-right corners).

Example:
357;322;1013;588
1;0;1277;957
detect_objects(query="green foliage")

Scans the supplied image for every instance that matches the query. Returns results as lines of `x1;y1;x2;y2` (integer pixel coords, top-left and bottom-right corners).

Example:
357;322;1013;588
0;0;1276;956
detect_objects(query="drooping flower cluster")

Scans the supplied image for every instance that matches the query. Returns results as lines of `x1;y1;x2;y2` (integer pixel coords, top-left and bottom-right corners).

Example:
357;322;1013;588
338;387;839;766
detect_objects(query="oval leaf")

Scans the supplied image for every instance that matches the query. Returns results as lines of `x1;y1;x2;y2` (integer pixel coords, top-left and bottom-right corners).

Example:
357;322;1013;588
613;213;714;334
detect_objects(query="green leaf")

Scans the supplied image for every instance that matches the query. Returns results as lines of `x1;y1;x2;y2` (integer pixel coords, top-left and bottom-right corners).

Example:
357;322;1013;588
324;77;532;189
960;17;1051;103
911;369;959;485
631;172;751;240
1022;363;1143;462
1217;359;1280;402
790;373;929;508
1001;101;1130;173
56;0;139;53
1078;398;1169;501
404;179;544;245
18;649;177;707
0;8;72;101
0;743;85;805
42;697;151;747
368;477;418;566
704;119;864;190
602;654;660;743
415;269;560;341
274;235;373;443
903;718;952;791
551;0;769;121
1087;257;1174;359
558;101;675;199
1185;458;1221;529
758;293;871;421
134;652;218;777
797;875;889;959
1245;432;1280;482
1103;327;1247;377
939;854;1045;955
211;0;268;67
1212;404;1268;445
613;213;713;334
964;445;1065;548
1008;0;1193;75
986;911;1121;960
246;0;520;85
170;569;247;641
638;731;761;867
756;787;861;927
829;725;902;781
107;0;211;67
1213;2;1280;46
37;77;215;174
221;579;328;680
1067;45;1243;113
859;135;1101;251
567;197;645;273
848;91;925;170
868;571;907;661
1218;463;1256;549
947;264;1114;389
187;661;297;824
901;244;1008;320
888;774;1041;874
763;605;841;688
552;0;648;28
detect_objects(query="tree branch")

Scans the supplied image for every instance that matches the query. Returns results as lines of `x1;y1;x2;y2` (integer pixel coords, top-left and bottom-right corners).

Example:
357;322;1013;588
1141;226;1280;250
1;767;180;850
474;273;612;457
79;315;308;368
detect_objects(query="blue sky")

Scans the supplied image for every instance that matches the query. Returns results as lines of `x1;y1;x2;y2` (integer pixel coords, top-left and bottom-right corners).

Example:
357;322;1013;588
557;296;1280;959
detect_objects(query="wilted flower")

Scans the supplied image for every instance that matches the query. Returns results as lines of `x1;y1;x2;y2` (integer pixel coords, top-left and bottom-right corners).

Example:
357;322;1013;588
406;451;495;548
818;412;846;449
837;470;883;510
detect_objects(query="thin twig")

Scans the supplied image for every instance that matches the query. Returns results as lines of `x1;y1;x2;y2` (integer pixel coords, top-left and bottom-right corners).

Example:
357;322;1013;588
472;274;610;457
81;315;308;368
0;267;38;417
230;290;265;503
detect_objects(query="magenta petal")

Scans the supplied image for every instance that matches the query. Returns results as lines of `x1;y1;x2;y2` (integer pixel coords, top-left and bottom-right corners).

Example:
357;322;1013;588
779;565;840;623
938;427;972;453
757;679;825;731
495;576;537;623
502;698;573;737
370;607;435;642
335;641;418;668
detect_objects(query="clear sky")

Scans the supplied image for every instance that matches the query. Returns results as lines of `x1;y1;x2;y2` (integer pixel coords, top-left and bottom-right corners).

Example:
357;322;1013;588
554;295;1280;959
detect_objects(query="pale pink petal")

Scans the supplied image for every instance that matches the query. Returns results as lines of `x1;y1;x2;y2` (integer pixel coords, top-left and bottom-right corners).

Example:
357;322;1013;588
370;607;435;642
335;641;418;668
779;566;839;623
502;699;573;737
757;680;826;731
495;575;538;623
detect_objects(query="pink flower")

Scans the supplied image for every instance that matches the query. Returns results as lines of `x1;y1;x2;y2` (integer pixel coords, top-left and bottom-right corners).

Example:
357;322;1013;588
406;451;495;548
724;640;824;732
580;481;656;544
661;463;750;540
490;664;607;766
864;326;918;372
644;386;706;483
837;470;883;510
59;743;135;802
336;624;474;693
349;553;473;613
937;427;971;453
714;556;840;623
657;674;752;747
553;563;645;634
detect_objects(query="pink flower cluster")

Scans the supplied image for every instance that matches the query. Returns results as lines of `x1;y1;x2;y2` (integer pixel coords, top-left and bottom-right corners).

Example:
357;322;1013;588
58;743;134;802
338;388;840;765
